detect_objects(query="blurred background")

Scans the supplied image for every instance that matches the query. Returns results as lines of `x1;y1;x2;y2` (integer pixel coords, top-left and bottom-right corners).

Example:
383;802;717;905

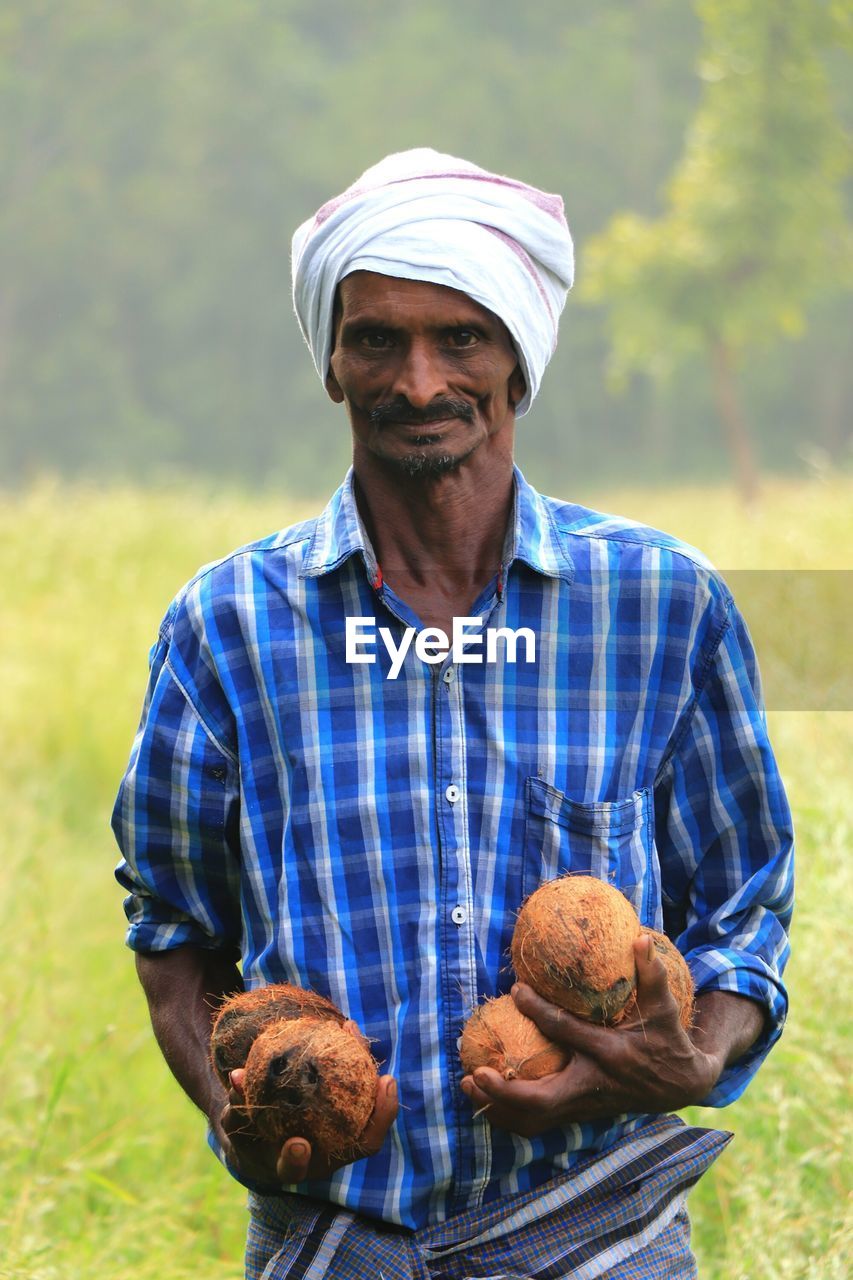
2;5;852;1278
2;0;851;502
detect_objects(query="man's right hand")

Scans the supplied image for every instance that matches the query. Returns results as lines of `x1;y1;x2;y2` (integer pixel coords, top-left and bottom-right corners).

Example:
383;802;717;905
134;946;399;1185
218;1069;399;1186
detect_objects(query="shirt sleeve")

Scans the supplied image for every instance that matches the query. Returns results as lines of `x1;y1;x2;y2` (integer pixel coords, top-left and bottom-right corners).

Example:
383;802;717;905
112;613;243;955
653;598;794;1107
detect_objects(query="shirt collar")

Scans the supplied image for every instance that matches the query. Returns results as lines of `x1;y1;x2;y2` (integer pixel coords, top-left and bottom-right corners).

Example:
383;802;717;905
300;464;574;587
503;465;575;586
300;467;380;585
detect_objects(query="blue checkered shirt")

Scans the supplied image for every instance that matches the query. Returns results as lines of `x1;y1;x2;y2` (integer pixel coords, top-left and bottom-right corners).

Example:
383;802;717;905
113;465;793;1231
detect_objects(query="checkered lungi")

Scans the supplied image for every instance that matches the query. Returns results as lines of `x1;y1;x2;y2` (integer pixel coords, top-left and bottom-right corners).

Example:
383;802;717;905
244;1115;731;1279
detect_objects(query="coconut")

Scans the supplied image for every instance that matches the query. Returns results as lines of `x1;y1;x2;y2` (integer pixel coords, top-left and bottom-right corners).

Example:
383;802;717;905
459;994;570;1081
640;926;695;1029
209;983;345;1087
242;1016;379;1159
511;875;641;1024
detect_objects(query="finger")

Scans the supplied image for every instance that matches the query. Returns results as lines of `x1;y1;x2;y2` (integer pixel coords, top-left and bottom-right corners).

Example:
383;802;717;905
460;1073;524;1127
460;1069;533;1123
463;1065;506;1103
221;1097;255;1139
460;1064;611;1135
464;1056;600;1112
632;935;676;1014
276;1136;313;1183
460;1088;542;1135
355;1076;398;1156
459;1069;551;1125
511;983;617;1061
342;1018;369;1046
228;1067;247;1102
459;1072;485;1106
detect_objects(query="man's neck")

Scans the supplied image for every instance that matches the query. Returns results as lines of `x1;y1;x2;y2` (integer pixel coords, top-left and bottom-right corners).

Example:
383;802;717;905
352;452;515;626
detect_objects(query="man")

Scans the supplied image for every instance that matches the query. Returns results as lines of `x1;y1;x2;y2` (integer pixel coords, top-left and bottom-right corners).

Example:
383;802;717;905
113;149;794;1278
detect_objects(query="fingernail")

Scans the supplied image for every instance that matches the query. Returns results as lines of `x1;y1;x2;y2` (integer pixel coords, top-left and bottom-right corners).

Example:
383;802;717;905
289;1141;309;1161
388;1079;398;1102
511;983;520;997
647;936;655;962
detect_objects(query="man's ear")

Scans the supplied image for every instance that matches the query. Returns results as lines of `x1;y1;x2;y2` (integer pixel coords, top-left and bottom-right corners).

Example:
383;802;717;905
508;363;526;409
325;365;345;404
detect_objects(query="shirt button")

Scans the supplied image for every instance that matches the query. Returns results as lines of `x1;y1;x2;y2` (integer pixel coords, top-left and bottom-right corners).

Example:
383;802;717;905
451;905;467;925
445;784;460;804
443;666;456;685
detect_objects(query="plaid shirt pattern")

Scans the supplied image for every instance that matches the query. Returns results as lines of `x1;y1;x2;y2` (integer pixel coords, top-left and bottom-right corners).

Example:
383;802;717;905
113;466;793;1230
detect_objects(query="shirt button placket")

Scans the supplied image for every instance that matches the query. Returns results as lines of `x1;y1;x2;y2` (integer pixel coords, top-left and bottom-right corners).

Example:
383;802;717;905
437;658;489;1204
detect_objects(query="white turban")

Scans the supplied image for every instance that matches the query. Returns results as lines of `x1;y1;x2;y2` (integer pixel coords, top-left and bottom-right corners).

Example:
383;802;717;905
291;148;574;416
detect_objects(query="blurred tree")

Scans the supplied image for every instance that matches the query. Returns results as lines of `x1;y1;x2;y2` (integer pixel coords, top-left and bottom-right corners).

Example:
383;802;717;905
0;0;705;492
580;0;853;503
1;1;849;496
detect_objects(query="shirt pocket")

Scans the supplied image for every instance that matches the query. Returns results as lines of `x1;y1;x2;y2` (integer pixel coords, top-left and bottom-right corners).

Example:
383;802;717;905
523;777;662;928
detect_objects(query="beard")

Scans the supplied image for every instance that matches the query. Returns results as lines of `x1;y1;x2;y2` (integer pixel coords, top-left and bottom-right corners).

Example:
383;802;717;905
366;395;476;479
392;449;462;478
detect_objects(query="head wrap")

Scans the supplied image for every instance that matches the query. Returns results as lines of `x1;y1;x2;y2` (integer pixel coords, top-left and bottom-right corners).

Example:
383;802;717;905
291;148;574;415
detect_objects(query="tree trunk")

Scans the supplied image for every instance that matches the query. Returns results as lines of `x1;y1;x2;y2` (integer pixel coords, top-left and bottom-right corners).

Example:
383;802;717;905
709;339;761;507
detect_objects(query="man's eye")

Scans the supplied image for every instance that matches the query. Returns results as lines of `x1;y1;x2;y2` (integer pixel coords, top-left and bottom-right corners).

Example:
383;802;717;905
447;329;479;347
361;332;393;349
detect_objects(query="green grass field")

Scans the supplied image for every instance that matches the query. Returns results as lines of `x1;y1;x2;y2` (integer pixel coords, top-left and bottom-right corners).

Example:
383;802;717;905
1;475;850;1279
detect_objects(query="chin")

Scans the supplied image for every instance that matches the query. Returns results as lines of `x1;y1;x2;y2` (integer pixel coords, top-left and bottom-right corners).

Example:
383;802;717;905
390;451;462;479
374;434;481;479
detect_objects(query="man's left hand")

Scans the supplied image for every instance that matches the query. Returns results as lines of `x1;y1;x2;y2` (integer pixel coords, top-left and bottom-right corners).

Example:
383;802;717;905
460;934;725;1138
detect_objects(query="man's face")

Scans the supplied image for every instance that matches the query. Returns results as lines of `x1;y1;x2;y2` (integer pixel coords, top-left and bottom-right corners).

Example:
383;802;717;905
326;271;526;478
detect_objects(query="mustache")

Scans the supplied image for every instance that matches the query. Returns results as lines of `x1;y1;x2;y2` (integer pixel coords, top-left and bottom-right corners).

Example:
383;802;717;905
368;396;475;428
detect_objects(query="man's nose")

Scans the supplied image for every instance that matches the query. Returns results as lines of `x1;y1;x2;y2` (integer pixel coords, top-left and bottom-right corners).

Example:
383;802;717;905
390;340;448;408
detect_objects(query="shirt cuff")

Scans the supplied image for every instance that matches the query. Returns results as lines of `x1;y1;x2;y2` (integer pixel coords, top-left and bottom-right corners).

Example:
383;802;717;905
124;919;227;952
122;899;237;953
687;947;789;1107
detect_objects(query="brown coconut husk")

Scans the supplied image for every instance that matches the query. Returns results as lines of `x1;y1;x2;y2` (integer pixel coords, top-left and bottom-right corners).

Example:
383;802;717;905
460;995;570;1081
209;983;346;1087
511;875;641;1024
242;1016;378;1159
640;926;695;1029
